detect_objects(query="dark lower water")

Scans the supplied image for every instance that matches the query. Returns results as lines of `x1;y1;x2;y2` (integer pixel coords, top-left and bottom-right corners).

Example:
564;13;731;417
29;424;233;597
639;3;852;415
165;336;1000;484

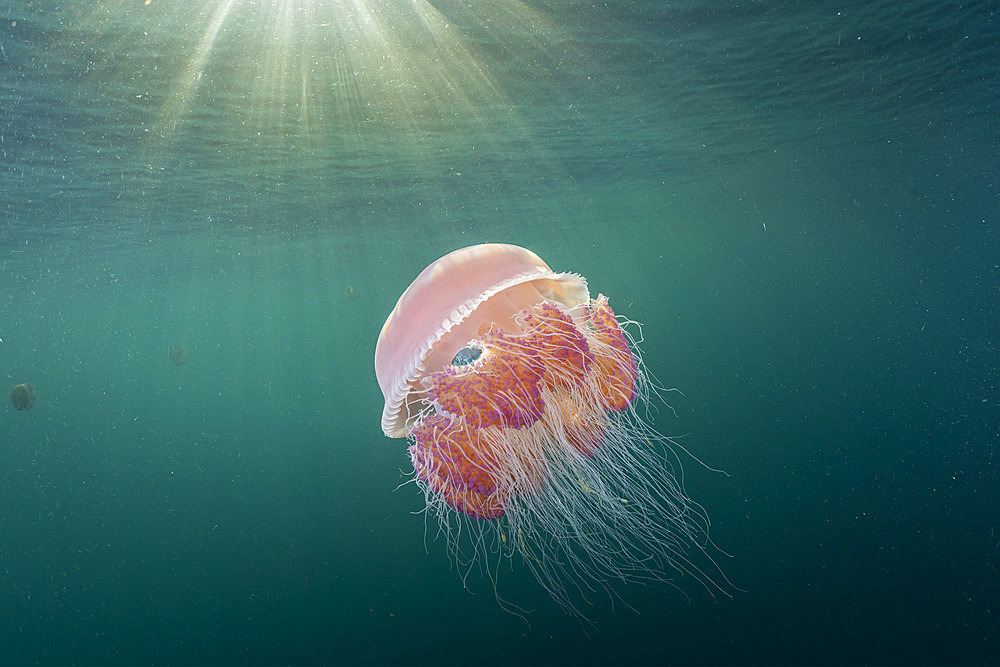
1;0;997;664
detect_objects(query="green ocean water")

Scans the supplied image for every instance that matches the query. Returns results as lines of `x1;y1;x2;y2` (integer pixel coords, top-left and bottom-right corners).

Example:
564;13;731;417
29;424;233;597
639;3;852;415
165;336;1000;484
1;1;997;664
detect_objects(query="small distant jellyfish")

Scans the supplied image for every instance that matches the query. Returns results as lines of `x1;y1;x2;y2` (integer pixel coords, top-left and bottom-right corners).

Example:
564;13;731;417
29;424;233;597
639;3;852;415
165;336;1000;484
168;344;187;367
11;383;35;412
373;243;730;619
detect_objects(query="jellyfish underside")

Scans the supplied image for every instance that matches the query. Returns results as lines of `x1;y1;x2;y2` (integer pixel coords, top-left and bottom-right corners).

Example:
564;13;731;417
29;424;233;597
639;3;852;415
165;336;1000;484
408;297;638;520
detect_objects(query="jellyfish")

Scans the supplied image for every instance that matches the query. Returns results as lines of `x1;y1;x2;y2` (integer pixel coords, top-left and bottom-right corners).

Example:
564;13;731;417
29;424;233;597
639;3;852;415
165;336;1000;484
374;244;729;618
11;383;35;411
168;344;187;367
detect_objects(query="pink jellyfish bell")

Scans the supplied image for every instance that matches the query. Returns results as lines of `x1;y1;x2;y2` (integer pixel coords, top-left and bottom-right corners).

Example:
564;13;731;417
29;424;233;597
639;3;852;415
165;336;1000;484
374;243;727;617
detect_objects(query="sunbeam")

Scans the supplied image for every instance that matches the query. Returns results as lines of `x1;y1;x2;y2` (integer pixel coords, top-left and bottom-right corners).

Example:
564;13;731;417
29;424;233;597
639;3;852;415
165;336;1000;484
129;0;563;141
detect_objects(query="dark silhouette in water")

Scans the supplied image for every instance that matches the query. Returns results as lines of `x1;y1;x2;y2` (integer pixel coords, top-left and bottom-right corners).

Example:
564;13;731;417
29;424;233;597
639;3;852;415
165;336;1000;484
11;383;35;423
11;383;35;411
169;344;187;367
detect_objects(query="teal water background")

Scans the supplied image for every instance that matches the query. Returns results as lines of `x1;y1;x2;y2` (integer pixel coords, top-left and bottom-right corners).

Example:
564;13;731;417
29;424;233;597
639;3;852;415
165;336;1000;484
1;1;998;664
